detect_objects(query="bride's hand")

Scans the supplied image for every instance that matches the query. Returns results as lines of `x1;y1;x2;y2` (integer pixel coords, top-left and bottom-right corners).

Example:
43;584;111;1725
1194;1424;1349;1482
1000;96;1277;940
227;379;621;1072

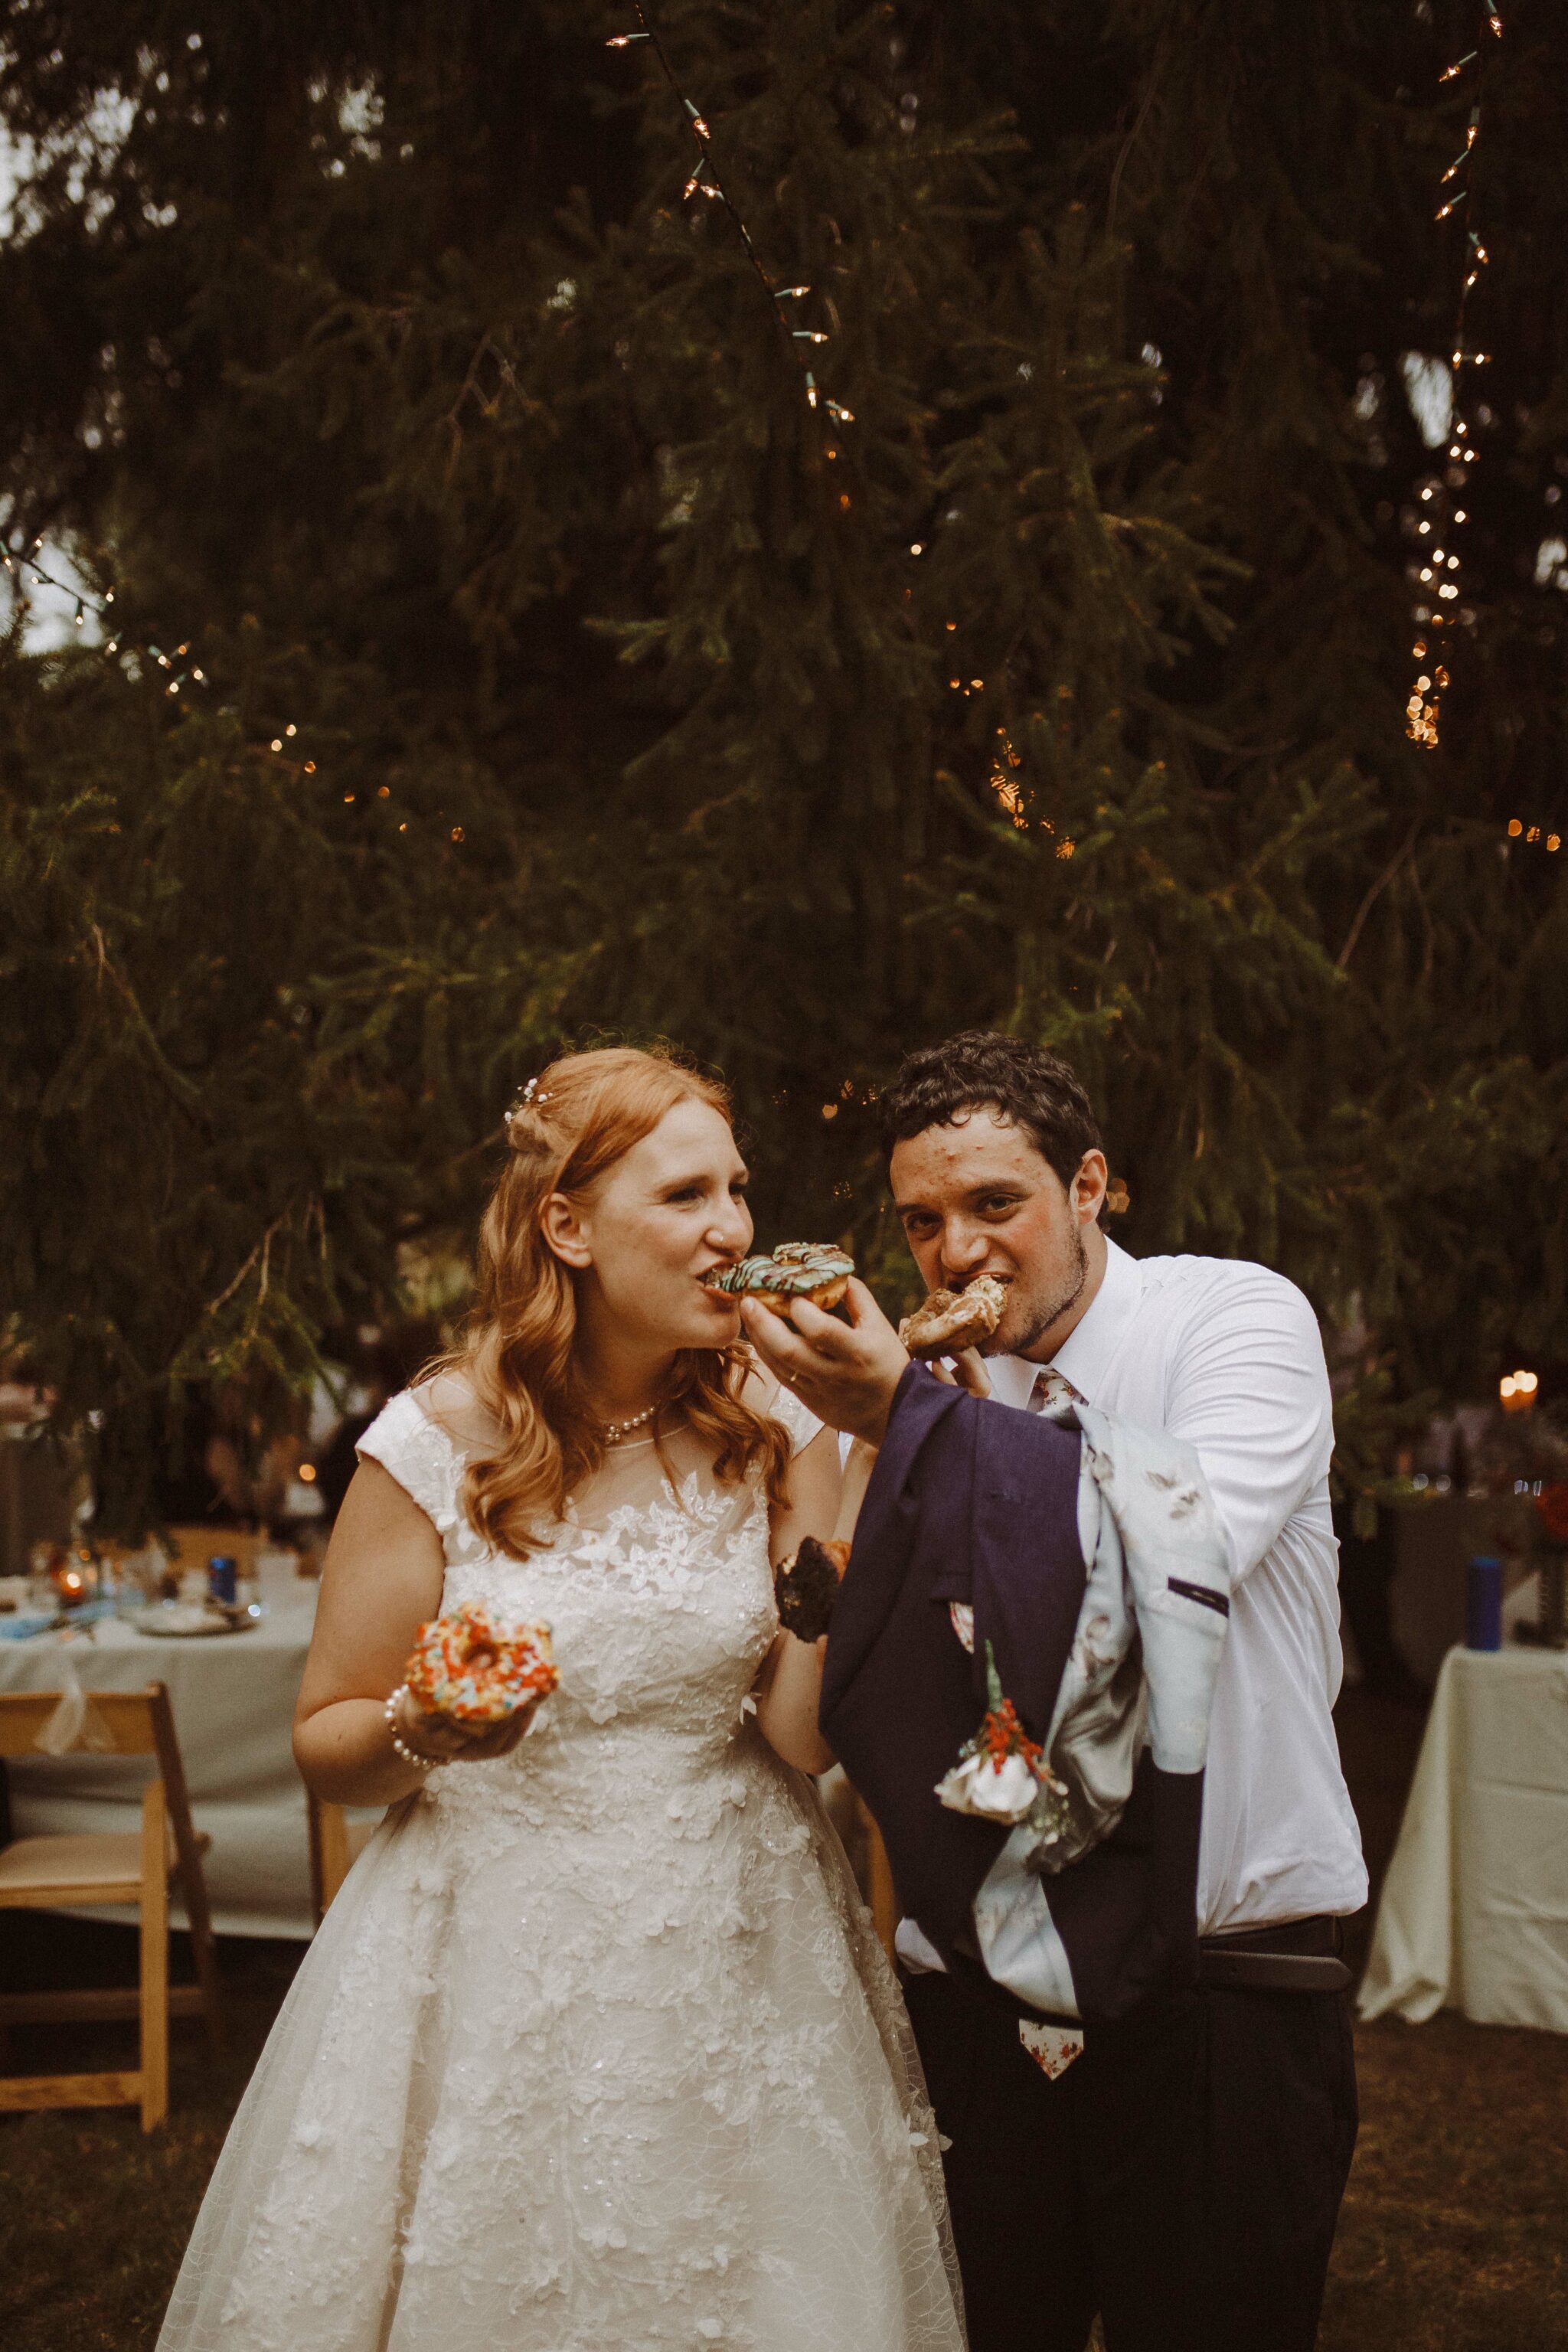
391;1686;540;1766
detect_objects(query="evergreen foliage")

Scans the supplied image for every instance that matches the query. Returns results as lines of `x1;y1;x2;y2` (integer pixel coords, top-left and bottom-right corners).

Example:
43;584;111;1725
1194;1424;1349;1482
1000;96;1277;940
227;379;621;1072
0;0;1563;1526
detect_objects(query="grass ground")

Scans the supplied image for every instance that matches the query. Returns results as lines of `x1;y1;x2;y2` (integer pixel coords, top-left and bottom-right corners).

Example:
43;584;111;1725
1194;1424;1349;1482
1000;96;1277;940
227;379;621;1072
3;1686;1566;2348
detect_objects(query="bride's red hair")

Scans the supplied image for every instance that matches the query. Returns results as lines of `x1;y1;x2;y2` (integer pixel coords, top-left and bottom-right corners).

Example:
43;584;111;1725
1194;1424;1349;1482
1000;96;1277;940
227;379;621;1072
437;1046;792;1560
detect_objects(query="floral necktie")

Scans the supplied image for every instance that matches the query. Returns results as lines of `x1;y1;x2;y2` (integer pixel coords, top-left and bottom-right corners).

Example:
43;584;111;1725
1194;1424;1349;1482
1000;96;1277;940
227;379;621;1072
1026;1365;1081;1414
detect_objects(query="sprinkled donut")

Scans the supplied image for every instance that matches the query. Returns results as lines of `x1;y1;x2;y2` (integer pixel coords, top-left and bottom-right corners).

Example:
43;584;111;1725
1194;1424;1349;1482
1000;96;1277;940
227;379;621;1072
404;1600;558;1727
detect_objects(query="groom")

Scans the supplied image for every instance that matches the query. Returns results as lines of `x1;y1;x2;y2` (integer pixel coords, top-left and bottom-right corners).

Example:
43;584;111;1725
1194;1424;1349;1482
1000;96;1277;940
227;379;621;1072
743;1031;1365;2352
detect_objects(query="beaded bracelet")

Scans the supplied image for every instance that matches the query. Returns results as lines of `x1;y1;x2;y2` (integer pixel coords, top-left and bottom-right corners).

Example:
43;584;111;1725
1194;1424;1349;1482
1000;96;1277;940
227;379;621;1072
384;1683;438;1771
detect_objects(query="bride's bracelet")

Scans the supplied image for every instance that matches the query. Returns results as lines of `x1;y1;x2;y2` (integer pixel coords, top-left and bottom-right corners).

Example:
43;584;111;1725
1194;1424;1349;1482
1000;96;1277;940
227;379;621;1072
384;1684;438;1772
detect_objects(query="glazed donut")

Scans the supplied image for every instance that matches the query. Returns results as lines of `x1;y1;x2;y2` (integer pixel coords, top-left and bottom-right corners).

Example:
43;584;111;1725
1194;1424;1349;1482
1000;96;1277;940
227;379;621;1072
703;1242;855;1318
898;1274;1008;1359
404;1600;559;1727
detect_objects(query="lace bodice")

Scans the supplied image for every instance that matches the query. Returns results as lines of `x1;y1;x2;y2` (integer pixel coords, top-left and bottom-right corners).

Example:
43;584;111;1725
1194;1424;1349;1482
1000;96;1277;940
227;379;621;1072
363;1374;817;1759
157;1372;963;2352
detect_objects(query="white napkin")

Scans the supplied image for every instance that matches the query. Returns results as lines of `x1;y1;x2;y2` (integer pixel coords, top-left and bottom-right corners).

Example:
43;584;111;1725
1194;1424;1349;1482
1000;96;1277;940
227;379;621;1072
34;1658;116;1754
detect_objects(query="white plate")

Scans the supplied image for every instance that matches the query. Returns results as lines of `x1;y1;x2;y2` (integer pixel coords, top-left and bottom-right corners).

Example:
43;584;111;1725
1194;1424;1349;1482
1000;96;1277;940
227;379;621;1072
132;1604;258;1639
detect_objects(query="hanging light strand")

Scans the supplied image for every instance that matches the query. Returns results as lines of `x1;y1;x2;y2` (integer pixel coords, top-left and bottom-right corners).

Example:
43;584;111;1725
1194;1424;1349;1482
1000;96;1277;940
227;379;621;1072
609;2;854;425
0;536;372;819
2;538;126;658
1405;4;1504;751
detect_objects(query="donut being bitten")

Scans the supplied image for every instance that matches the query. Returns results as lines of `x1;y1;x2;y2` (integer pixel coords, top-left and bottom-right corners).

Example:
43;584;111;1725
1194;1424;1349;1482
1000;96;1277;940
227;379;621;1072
404;1600;558;1727
899;1273;1008;1360
702;1242;855;1318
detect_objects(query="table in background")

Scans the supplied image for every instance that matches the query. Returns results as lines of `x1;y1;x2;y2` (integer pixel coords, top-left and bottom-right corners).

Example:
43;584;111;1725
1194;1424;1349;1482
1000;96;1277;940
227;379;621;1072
0;1556;368;1938
1359;1645;1568;2033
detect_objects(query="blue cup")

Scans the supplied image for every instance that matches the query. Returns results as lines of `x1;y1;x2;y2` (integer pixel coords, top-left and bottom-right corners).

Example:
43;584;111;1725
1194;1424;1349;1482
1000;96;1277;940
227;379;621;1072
1466;1555;1503;1651
207;1554;238;1606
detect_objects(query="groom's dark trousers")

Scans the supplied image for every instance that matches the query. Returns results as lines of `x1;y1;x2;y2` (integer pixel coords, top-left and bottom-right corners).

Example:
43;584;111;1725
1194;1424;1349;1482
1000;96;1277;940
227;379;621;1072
903;1949;1357;2352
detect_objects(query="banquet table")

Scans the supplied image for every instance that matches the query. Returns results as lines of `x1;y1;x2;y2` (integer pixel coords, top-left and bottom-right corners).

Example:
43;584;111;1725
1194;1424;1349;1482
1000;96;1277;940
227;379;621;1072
0;1555;374;1938
1359;1644;1568;2033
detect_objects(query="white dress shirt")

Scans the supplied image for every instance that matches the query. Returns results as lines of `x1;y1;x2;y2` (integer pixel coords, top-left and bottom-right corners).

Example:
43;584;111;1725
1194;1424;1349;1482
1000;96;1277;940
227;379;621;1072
895;1236;1366;1965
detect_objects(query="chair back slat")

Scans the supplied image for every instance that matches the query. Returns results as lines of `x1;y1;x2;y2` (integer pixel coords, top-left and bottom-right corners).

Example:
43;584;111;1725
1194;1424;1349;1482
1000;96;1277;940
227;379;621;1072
0;1687;161;1758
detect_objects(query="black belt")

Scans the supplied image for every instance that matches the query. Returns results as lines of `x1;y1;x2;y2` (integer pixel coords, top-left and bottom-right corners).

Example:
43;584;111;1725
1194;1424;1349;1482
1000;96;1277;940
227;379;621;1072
1197;1915;1352;1995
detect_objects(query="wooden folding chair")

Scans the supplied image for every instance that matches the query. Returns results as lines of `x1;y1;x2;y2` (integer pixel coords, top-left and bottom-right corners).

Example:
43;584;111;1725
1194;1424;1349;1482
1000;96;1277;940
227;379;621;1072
0;1682;222;2130
305;1789;379;1928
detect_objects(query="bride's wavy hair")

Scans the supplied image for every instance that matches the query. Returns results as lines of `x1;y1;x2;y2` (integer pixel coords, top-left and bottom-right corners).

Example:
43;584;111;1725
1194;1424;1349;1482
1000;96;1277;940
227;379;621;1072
438;1045;793;1559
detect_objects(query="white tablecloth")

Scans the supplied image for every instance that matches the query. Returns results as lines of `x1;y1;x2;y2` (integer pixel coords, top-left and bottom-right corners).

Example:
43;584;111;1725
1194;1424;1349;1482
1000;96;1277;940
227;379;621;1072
0;1560;364;1938
1359;1645;1568;2032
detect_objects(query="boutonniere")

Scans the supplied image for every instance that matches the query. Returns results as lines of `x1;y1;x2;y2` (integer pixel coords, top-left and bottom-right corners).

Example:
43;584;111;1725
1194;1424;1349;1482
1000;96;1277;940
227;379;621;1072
935;1642;1070;1831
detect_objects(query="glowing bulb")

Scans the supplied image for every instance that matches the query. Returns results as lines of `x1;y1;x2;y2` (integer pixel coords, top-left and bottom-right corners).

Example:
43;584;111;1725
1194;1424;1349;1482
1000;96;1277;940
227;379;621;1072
1508;818;1523;836
298;1462;318;1482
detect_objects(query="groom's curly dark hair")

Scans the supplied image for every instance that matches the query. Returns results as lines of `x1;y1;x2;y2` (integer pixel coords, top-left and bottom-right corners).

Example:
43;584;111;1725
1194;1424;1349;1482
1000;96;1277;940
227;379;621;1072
877;1031;1102;1191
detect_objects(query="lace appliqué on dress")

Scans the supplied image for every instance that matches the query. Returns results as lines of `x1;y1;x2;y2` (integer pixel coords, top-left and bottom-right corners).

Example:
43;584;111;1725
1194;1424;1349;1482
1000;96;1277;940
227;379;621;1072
158;1383;962;2352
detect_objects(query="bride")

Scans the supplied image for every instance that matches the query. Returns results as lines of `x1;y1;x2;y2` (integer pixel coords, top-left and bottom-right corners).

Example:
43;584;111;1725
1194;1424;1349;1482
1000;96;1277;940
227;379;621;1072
157;1045;965;2352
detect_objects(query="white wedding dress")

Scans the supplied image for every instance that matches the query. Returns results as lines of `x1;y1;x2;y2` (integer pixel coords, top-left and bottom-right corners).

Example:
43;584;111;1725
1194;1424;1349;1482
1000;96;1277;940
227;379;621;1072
158;1376;965;2352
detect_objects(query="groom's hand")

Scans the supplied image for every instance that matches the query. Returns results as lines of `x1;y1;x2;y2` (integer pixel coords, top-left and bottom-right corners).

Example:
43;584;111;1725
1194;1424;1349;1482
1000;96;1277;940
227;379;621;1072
740;1277;909;1444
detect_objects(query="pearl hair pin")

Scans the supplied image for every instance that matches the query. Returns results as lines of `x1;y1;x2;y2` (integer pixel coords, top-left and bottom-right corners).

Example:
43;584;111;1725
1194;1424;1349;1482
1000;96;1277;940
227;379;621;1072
505;1073;553;1133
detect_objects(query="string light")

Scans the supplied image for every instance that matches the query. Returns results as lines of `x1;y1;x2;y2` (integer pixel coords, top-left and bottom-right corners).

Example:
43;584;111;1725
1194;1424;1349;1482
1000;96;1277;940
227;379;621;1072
0;533;428;838
607;2;851;431
0;536;250;733
1406;15;1504;750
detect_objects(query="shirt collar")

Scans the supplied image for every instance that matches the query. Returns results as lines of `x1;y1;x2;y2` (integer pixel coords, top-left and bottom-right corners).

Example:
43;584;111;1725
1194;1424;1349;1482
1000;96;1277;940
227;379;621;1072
988;1236;1144;1410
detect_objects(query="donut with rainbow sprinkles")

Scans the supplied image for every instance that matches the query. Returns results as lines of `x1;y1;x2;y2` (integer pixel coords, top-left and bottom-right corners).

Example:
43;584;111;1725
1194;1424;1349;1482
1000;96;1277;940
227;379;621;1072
405;1600;558;1727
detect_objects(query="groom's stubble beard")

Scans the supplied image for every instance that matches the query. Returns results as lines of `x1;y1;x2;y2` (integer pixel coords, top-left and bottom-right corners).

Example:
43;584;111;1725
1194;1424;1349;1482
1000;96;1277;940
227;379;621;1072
984;1217;1089;1358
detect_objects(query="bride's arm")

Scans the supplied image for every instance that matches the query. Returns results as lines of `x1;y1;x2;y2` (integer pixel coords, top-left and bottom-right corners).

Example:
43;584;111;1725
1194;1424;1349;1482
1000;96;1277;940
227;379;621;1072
753;1425;841;1775
293;1461;537;1804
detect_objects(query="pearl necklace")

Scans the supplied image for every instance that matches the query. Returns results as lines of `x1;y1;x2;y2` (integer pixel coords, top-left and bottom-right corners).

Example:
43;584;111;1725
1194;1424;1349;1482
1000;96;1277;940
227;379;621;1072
601;1400;661;1446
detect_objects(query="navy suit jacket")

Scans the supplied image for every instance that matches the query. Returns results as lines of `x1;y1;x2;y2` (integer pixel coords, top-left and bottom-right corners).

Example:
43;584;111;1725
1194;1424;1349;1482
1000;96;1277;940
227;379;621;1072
819;1364;1204;2023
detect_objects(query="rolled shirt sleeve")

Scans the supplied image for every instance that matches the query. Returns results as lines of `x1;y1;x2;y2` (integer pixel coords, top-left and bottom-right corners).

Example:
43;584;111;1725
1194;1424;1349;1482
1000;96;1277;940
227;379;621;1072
1160;1266;1333;1587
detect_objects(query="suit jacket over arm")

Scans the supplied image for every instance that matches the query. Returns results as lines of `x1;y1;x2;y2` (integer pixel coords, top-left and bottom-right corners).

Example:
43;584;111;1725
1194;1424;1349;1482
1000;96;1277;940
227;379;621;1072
820;1364;1230;2024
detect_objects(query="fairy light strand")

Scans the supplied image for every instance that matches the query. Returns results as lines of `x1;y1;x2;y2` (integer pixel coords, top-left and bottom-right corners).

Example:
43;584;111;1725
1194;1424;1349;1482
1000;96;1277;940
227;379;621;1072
0;534;395;829
609;2;854;425
1404;5;1504;752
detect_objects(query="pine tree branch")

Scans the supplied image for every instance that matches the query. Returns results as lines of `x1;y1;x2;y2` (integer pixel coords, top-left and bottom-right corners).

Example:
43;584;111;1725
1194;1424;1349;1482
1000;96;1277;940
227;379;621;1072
1335;822;1422;971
